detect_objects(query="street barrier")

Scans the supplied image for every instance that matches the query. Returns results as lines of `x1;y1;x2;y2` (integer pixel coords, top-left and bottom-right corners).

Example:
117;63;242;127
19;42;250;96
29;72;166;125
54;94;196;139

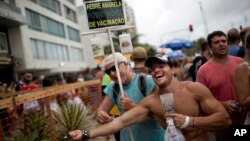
0;80;107;141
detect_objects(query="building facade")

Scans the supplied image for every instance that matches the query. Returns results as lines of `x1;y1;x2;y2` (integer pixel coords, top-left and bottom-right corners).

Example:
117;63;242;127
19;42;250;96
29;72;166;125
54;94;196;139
0;0;137;85
0;0;97;84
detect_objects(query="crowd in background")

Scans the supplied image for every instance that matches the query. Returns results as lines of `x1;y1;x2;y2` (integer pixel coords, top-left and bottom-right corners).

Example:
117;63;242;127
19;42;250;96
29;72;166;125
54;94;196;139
68;26;250;141
1;25;250;141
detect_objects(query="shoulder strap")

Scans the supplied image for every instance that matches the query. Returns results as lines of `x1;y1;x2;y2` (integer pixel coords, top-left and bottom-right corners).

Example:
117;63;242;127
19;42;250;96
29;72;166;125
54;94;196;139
112;73;147;101
113;83;119;100
138;73;147;97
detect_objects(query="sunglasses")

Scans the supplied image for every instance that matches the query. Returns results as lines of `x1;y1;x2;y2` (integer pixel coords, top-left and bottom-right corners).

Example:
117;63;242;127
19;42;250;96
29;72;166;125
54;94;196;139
105;66;116;75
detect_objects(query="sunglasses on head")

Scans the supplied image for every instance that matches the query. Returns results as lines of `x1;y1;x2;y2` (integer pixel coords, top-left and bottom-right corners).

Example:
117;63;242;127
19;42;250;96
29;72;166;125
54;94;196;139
105;66;116;75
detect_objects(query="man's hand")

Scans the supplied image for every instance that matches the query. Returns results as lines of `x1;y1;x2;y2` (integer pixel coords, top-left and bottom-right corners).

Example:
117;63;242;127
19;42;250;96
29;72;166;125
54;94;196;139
120;94;136;111
221;100;239;114
96;110;113;124
167;113;188;128
68;130;82;141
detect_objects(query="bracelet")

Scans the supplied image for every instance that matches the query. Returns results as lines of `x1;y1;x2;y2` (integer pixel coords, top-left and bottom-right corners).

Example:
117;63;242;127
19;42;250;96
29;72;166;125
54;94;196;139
180;116;190;129
192;117;194;128
82;129;90;140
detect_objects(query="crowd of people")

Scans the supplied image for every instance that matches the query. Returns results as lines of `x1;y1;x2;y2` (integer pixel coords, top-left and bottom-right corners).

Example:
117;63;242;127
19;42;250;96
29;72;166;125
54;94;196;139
1;26;250;141
69;26;250;141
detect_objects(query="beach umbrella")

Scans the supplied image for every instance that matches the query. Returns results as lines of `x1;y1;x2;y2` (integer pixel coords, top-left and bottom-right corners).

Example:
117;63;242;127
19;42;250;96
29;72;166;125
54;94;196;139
160;38;193;50
167;50;186;59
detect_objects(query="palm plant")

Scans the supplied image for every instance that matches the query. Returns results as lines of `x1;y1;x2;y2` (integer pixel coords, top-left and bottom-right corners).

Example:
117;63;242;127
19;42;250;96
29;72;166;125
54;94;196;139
52;103;97;140
4;131;38;141
4;112;50;141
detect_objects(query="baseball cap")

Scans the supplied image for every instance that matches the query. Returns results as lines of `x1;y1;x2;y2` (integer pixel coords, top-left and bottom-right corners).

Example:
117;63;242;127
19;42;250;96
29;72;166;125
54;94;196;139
145;54;173;68
101;52;127;69
131;47;147;60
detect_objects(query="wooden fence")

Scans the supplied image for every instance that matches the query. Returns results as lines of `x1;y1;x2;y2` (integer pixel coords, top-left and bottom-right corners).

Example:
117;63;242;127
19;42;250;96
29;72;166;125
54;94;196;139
0;80;104;141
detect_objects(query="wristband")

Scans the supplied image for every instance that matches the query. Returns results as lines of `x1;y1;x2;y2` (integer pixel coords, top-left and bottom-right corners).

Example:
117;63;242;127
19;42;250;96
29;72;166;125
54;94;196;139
180;116;190;129
82;129;90;140
192;117;194;128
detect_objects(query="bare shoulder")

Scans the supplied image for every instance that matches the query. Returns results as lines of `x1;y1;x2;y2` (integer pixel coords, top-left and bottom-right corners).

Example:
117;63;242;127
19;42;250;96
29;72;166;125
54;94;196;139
184;81;212;99
185;81;209;92
139;94;158;107
236;62;250;72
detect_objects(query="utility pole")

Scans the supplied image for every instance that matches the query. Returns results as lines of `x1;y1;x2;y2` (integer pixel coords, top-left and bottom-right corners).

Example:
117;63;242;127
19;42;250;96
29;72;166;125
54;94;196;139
198;0;209;37
243;14;248;26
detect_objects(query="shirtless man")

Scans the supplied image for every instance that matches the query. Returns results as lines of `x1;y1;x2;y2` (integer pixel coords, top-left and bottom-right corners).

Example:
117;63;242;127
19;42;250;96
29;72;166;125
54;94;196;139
234;31;250;124
69;54;231;141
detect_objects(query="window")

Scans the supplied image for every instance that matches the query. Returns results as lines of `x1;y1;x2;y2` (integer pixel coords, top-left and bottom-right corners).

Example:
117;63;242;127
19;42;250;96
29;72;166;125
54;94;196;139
29;0;37;3
29;0;61;15
45;17;65;37
1;0;15;5
0;33;8;53
64;5;77;23
67;0;75;5
71;47;84;62
26;9;65;38
67;26;80;42
30;38;68;61
35;0;61;15
26;9;42;31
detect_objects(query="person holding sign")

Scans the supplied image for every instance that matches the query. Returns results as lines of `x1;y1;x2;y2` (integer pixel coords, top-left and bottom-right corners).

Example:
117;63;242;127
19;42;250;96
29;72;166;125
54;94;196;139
69;54;231;141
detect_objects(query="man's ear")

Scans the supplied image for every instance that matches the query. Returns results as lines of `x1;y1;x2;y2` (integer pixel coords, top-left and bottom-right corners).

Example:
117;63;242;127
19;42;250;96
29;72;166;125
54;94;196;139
172;71;175;75
170;68;175;75
123;62;128;66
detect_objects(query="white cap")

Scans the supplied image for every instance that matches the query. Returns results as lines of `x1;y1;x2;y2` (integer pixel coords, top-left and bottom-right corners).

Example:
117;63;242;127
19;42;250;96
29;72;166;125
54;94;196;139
101;52;127;70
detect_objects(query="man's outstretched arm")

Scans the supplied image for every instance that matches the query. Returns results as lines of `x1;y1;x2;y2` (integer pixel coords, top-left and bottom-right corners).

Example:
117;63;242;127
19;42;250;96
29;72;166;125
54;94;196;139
69;104;150;140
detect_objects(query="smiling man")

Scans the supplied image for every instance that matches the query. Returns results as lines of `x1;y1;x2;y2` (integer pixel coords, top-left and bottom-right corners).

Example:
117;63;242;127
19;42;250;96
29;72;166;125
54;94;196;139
86;52;164;141
69;54;231;141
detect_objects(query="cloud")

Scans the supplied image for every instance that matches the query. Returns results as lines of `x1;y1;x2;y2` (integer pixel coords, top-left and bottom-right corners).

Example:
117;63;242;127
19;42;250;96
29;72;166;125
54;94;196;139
124;0;250;46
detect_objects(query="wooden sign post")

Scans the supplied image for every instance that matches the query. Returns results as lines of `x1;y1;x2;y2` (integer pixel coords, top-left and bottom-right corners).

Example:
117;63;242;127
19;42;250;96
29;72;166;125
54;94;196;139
82;1;135;140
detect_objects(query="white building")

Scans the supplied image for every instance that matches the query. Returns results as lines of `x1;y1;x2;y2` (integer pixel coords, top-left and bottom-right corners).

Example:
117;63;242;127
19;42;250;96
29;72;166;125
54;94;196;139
123;2;137;39
0;0;98;83
0;0;137;84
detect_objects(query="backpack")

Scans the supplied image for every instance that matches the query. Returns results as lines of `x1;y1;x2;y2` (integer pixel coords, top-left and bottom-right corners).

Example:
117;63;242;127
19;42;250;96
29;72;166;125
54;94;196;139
189;56;207;81
112;73;147;100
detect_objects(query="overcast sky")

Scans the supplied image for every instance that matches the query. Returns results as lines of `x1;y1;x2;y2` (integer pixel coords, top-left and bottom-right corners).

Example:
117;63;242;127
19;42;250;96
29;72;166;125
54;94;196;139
78;0;250;47
123;0;250;46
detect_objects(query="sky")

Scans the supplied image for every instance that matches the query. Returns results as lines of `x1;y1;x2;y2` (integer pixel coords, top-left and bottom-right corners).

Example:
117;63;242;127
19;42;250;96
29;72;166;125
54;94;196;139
78;0;250;47
123;0;250;47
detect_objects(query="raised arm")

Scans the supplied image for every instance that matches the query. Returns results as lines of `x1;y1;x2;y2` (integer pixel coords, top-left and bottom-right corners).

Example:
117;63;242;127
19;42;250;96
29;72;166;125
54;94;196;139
69;104;150;140
192;82;231;131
